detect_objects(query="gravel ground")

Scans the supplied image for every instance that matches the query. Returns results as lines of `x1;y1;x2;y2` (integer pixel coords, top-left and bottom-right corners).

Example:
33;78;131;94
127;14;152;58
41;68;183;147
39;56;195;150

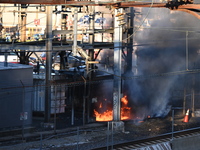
1;111;200;150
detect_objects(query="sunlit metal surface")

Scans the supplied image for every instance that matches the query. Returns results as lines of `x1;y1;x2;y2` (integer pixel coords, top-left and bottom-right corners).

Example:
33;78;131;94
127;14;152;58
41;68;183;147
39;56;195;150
0;0;200;10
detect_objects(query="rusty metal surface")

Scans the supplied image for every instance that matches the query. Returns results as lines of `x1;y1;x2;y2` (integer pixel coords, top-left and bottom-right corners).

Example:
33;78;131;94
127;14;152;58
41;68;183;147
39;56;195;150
0;0;179;7
175;4;200;9
0;0;66;4
0;0;200;10
176;8;200;19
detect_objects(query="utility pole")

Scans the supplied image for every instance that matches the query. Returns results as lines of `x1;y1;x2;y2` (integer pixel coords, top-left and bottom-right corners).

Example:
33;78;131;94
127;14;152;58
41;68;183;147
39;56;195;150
44;5;53;123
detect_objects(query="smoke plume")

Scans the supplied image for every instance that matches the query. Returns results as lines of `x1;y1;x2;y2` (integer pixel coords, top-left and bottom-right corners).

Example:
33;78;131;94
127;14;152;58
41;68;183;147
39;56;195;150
125;7;200;119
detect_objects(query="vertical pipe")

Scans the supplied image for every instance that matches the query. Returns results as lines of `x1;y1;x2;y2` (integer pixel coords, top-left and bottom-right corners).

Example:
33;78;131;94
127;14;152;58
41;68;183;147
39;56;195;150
71;86;75;125
87;6;95;123
45;5;52;123
125;7;134;74
72;75;77;126
101;13;103;42
54;85;57;134
19;5;27;64
111;121;114;150
172;109;174;140
183;88;186;115
73;8;78;56
61;12;67;41
21;10;26;42
18;4;21;41
36;7;38;35
186;31;188;70
82;76;86;125
107;122;110;150
192;89;195;117
0;9;3;39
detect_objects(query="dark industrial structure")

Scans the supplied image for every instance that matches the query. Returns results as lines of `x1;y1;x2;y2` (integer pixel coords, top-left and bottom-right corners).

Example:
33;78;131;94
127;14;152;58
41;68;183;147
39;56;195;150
0;62;33;129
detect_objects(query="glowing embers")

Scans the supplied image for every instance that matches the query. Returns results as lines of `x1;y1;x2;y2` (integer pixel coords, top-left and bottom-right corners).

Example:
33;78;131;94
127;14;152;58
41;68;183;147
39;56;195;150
94;95;131;121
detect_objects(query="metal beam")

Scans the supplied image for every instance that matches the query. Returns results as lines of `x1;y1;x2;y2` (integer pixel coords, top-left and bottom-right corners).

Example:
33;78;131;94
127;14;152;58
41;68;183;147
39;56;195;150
176;9;200;19
0;44;46;51
0;0;66;4
1;0;200;10
52;29;114;35
0;43;115;52
1;0;200;9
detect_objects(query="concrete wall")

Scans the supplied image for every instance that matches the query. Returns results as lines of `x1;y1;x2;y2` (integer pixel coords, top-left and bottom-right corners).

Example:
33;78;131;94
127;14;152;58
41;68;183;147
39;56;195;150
172;134;200;150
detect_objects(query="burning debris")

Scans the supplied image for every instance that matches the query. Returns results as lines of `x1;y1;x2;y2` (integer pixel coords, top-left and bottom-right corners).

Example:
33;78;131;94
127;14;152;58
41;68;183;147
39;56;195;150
92;6;200;124
94;95;132;121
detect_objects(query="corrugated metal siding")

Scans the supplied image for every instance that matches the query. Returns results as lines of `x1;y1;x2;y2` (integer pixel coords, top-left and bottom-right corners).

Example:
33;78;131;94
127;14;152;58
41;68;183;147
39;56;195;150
33;80;45;112
32;80;66;114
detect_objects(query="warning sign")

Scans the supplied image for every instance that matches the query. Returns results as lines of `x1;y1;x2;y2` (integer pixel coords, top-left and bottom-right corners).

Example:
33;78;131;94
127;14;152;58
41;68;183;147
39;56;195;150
20;112;28;120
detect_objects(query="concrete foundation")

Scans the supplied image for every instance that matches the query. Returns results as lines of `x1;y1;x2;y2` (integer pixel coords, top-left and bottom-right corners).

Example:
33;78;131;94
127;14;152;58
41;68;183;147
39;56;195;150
109;121;124;132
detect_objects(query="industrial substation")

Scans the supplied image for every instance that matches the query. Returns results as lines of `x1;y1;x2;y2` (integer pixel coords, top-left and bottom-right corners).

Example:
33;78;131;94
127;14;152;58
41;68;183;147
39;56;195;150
1;0;200;149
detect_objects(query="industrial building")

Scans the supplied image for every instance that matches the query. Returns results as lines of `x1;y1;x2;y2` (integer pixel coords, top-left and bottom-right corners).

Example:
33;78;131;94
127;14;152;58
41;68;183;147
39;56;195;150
0;62;33;129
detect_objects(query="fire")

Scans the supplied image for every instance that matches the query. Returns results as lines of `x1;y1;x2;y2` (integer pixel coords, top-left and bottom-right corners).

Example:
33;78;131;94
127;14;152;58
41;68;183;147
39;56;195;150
121;96;131;120
121;96;128;105
94;95;131;121
94;109;113;121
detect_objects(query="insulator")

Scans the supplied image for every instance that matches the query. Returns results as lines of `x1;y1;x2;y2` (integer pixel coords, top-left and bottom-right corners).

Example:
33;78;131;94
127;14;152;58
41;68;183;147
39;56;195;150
119;22;126;26
115;13;124;17
117;17;124;21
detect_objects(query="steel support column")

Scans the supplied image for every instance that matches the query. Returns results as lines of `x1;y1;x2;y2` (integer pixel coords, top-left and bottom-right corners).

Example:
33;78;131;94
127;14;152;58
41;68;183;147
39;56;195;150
72;8;78;56
113;8;123;121
45;5;53;123
19;4;27;64
125;7;134;75
85;6;95;124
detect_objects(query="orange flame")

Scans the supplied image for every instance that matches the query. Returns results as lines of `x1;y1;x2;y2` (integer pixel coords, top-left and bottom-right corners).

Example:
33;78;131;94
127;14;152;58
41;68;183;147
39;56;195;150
121;95;128;105
94;95;131;121
94;109;113;121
